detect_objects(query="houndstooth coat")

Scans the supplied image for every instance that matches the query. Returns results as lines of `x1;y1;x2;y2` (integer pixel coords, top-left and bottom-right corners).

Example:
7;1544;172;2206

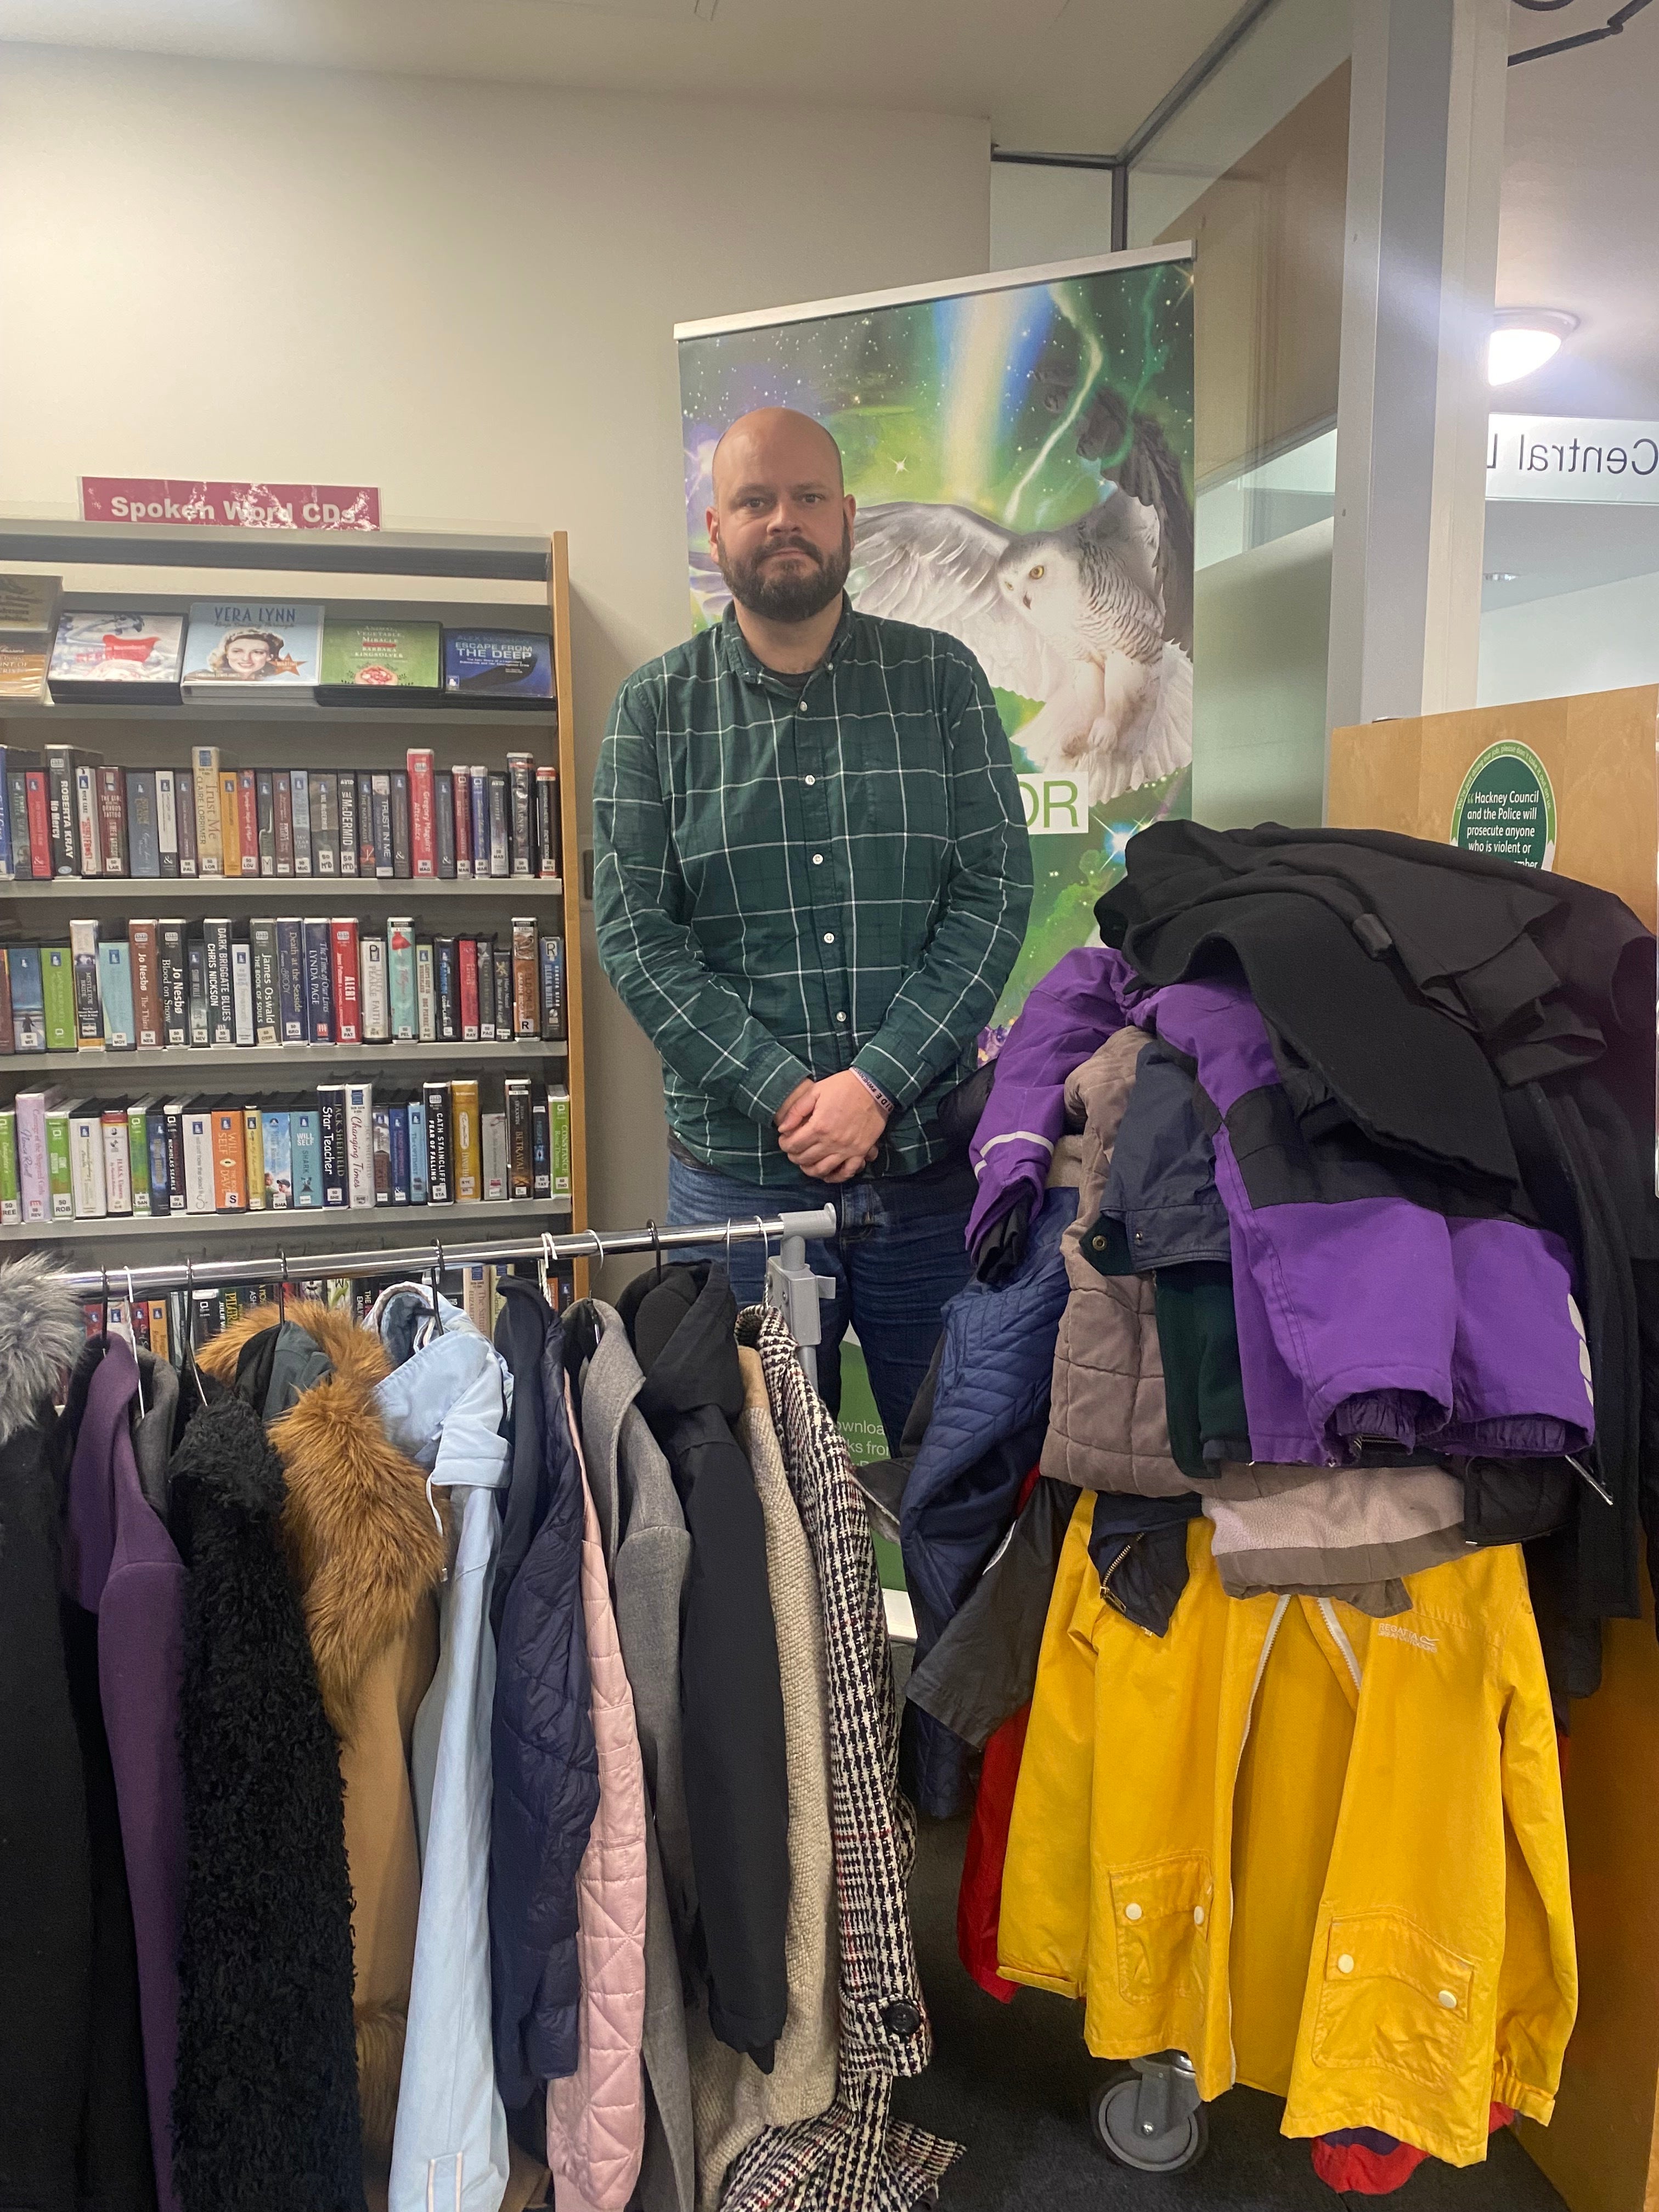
722;1310;961;2211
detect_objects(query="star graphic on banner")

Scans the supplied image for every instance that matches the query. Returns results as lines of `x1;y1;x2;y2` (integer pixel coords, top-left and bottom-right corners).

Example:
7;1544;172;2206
894;458;908;474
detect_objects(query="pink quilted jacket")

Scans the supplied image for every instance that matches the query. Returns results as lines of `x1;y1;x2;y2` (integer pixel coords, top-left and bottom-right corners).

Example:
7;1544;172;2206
548;1381;648;2212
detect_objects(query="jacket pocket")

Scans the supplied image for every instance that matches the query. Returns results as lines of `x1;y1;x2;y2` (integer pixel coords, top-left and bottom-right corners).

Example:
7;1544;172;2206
1110;1854;1213;2005
1310;1915;1476;2089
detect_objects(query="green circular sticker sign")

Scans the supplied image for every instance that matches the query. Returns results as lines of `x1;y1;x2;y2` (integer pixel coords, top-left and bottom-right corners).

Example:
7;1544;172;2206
1451;741;1556;870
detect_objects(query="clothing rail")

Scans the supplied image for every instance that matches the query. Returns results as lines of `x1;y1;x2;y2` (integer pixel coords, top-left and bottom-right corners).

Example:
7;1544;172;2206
59;1204;841;1383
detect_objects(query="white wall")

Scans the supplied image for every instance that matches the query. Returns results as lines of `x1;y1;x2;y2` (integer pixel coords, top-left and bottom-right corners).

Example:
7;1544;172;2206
0;43;990;1240
1479;566;1659;708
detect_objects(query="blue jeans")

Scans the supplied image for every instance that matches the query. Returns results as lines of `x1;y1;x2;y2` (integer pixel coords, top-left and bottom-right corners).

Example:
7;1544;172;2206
665;1149;975;1451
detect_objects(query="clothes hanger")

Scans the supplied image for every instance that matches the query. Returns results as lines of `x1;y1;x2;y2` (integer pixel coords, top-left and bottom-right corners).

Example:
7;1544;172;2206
538;1231;557;1308
127;1266;145;1419
276;1249;289;1321
182;1258;208;1407
429;1240;446;1334
646;1218;664;1286
98;1265;110;1347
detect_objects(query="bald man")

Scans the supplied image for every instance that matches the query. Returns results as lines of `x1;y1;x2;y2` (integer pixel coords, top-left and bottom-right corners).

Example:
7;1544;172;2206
593;407;1031;1440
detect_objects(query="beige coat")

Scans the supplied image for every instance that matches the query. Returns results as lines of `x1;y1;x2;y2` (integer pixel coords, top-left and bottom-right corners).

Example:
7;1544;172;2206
687;1349;838;2208
1040;1028;1190;1498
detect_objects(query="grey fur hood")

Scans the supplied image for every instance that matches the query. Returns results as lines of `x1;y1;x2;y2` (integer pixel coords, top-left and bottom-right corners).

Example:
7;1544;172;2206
0;1257;83;1450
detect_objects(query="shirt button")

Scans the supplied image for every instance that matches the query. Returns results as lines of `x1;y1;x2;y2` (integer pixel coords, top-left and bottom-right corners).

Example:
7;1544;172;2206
1123;1902;1142;1922
836;1012;848;1024
1337;1954;1355;1975
823;932;835;944
1437;1989;1458;2010
804;774;816;786
811;853;823;865
1192;1906;1205;1926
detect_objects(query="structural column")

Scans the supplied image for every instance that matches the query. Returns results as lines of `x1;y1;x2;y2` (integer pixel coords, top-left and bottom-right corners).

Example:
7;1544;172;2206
1324;0;1509;761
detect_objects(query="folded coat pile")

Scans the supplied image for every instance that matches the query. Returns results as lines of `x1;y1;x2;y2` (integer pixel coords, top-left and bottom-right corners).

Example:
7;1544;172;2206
902;820;1659;2185
0;1255;950;2212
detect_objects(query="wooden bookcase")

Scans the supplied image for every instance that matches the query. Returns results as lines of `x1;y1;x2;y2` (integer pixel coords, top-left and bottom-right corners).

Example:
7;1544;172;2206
0;520;586;1274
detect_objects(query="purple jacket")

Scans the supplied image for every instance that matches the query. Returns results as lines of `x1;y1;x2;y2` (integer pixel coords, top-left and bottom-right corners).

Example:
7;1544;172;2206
62;1336;186;2212
1139;976;1595;1465
966;945;1135;1252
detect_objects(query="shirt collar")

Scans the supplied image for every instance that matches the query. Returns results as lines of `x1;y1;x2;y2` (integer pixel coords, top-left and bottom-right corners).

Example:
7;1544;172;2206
719;595;855;693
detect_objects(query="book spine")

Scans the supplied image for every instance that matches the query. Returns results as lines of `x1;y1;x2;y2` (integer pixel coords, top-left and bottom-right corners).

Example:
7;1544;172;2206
95;765;127;876
451;766;473;878
433;769;455;880
128;921;161;1049
242;1106;266;1211
458;937;479;1042
452;1077;481;1203
7;769;31;879
146;1108;172;1215
273;772;294;876
25;770;52;879
163;1101;188;1212
256;769;276;876
435;938;459;1043
44;1098;74;1216
506;1078;533;1199
9;947;45;1053
183;1105;215;1214
407;749;435;878
415;941;437;1042
387;918;416;1042
0;749;9;883
469;768;489;879
214;770;239;877
512;917;539;1039
337;770;359;878
290;769;312;875
156;769;179;877
317;1085;348;1207
304;918;335;1043
407;1098;429;1204
159;922;188;1048
390;769;411;880
212;1107;247;1211
311;772;336;876
16;1093;49;1222
44;747;76;875
539;934;566;1041
127;1101;152;1216
371;772;394;878
126;770;160;877
103;1110;133;1215
507;753;535;876
262;1110;292;1209
331;919;362;1044
536;764;560;879
74;762;100;877
371;1105;392;1208
71;1113;107;1219
177;770;199;876
482;1110;507;1202
99;941;136;1051
203;765;232;878
423;1081;453;1205
547;1086;572;1203
476;933;496;1041
359;933;390;1045
230;939;255;1048
344;1081;375;1210
204;919;233;1046
236;769;259;878
390;1103;411;1205
292;1108;322;1209
488;772;511;878
531;1090;551;1199
0;948;12;1056
250;917;279;1046
186;939;210;1047
357;772;378;877
71;917;103;1046
493;947;514;1047
276;917;307;1042
0;1108;16;1224
42;946;76;1054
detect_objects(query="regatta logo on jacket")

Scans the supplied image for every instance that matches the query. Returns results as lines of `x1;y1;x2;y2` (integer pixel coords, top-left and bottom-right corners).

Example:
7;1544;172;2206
1375;1621;1439;1654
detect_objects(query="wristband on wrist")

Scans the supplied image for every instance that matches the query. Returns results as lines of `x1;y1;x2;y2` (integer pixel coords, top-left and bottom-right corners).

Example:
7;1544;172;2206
851;1068;895;1119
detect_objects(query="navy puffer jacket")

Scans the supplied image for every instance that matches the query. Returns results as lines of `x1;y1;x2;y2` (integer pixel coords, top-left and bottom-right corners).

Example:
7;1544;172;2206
489;1300;600;2143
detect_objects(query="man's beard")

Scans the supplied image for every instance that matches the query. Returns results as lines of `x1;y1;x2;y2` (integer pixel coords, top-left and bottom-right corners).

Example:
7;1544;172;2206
719;517;852;623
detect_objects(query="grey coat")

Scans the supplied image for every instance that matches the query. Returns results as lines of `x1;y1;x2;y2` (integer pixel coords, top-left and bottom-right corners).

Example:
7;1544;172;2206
573;1299;696;2212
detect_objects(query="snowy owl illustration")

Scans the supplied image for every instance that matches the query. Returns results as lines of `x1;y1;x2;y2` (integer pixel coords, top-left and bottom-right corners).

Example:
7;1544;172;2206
850;485;1192;808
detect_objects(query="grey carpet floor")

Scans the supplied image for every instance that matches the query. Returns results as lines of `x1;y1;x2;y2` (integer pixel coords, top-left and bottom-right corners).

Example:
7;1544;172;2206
890;1817;1568;2212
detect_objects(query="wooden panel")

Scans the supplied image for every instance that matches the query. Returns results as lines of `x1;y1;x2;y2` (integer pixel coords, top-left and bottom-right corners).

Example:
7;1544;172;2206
1329;686;1659;929
1328;687;1659;2212
548;530;590;1297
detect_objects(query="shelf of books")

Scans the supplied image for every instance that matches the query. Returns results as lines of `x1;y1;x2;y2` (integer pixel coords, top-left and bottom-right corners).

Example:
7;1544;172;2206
0;523;588;1302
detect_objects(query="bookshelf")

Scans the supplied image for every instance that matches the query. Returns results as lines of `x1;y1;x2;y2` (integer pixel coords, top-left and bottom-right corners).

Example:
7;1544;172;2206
0;520;586;1274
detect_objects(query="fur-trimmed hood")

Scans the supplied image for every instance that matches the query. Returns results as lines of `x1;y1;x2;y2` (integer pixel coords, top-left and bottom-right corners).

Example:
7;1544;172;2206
200;1302;444;1737
0;1256;84;1450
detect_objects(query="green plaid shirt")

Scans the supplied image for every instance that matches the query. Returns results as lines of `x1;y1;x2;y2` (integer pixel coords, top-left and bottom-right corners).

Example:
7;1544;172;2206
592;600;1032;1184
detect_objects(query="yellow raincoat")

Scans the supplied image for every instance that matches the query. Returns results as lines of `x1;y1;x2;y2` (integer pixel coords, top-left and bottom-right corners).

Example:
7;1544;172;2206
998;1506;1575;2168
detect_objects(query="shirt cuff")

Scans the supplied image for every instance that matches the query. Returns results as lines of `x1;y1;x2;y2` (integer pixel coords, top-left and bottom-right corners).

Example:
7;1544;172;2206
853;1040;927;1113
748;1049;815;1125
850;1068;895;1119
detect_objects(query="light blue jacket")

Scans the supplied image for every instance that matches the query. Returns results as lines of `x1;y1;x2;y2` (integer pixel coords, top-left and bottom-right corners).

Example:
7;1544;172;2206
371;1290;515;2212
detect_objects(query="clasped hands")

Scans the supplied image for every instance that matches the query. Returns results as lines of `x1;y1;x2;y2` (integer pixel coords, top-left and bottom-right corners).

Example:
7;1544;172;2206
775;1070;886;1183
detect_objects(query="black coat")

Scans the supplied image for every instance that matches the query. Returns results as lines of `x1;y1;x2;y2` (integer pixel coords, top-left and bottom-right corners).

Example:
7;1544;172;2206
0;1261;155;2212
619;1262;789;2069
168;1390;365;2212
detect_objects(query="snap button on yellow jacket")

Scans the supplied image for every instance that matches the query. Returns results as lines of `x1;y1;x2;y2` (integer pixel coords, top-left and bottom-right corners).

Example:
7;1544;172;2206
998;1506;1575;2168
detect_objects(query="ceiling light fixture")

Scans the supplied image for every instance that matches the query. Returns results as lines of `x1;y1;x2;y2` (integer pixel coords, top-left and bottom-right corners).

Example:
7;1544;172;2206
1488;308;1578;386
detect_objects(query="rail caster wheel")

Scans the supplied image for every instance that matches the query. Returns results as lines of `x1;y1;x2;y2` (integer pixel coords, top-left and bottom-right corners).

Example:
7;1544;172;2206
1091;2072;1210;2172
